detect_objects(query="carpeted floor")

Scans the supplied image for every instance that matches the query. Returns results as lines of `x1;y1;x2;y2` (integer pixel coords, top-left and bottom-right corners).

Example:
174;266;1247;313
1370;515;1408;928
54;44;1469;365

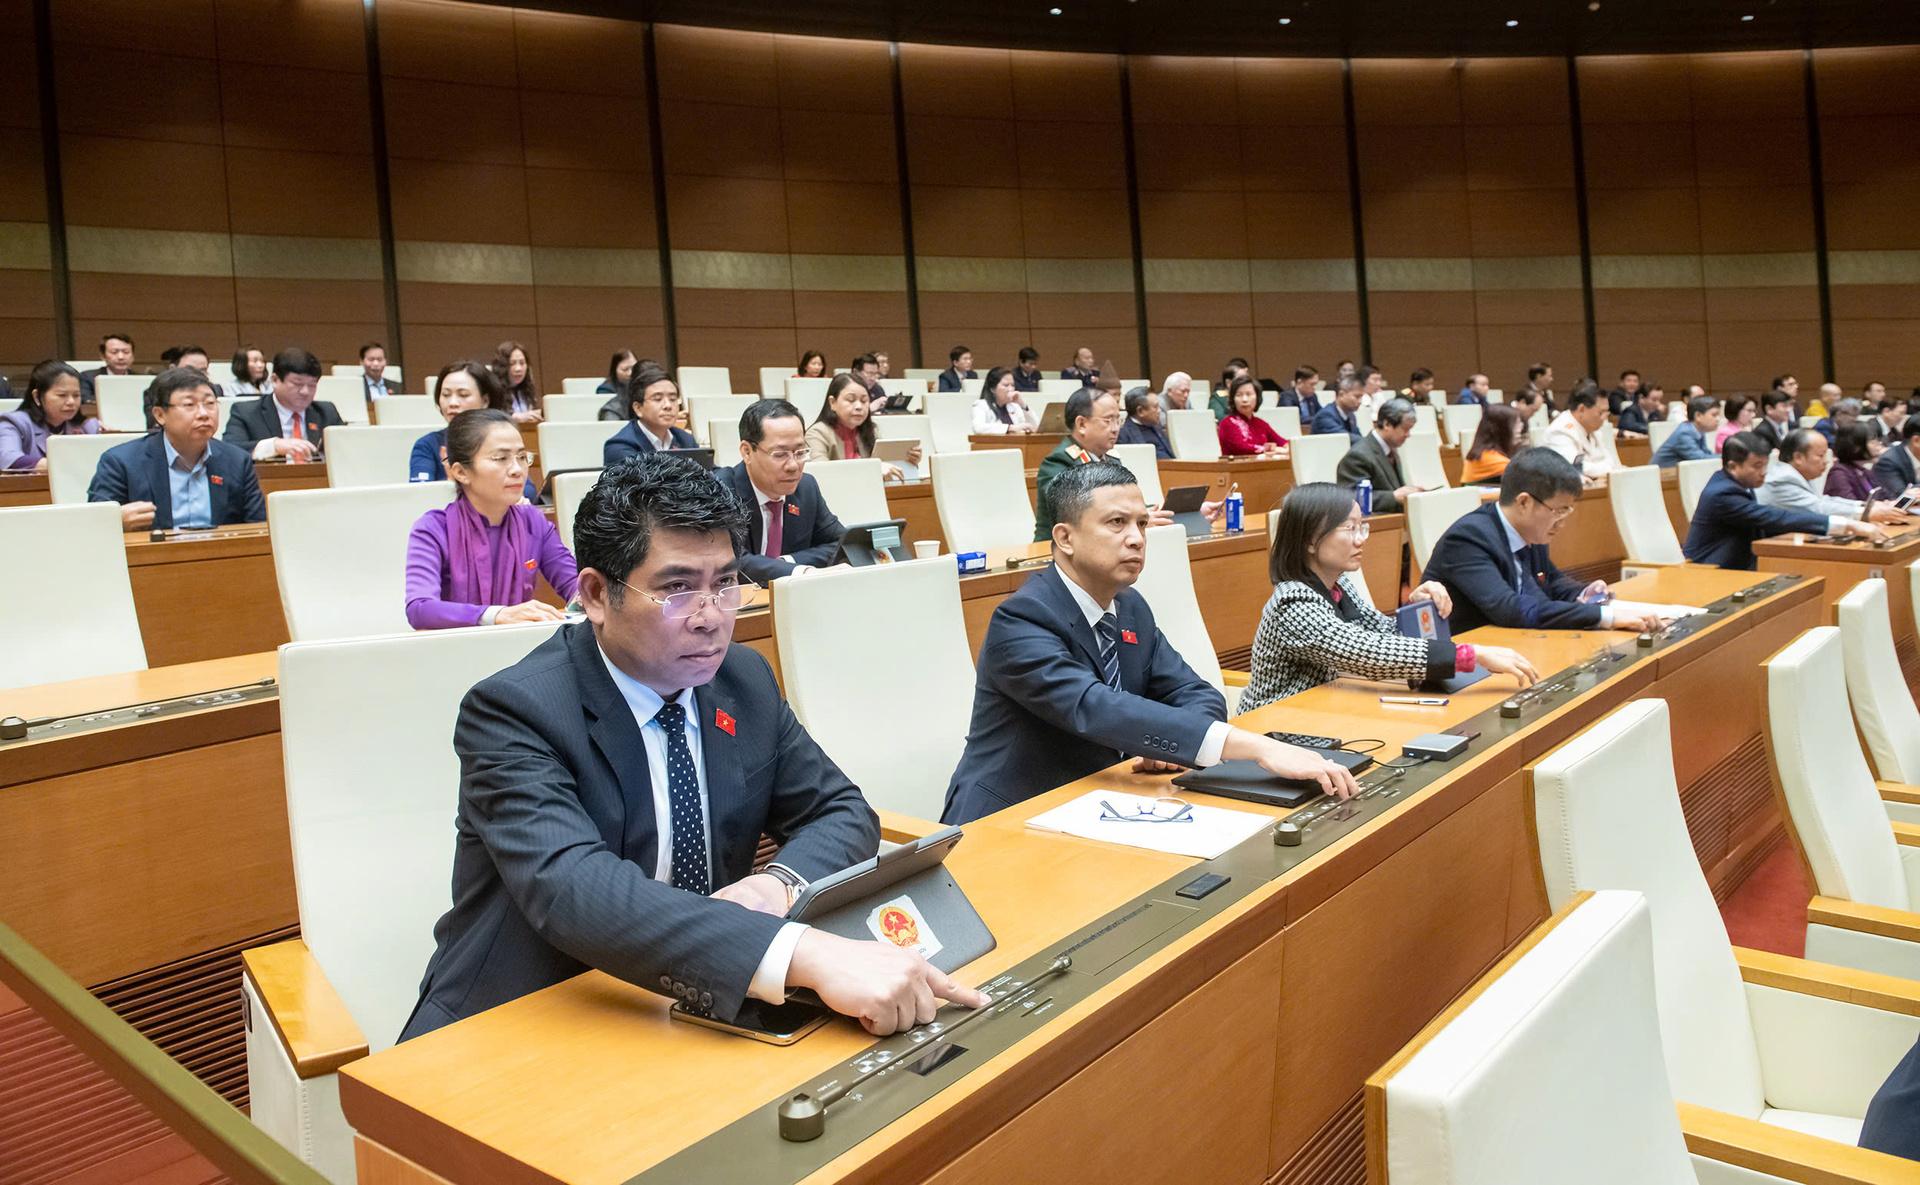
1719;839;1811;957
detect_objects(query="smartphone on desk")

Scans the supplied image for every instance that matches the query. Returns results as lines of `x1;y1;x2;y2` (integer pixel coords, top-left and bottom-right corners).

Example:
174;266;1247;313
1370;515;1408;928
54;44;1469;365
670;997;831;1045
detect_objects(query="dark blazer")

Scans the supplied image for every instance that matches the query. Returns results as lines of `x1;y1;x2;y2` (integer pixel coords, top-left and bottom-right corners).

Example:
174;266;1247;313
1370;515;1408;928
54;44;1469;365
1033;439;1095;541
1683;469;1828;570
936;367;978;393
941;565;1226;824
1420;502;1603;633
1116;416;1174;460
222;395;345;453
86;432;265;528
1012;367;1042;392
400;625;877;1041
1872;445;1918;498
1456;387;1487;406
1310;404;1360;442
604;420;698;468
1615;404;1652;436
1862;1035;1920;1161
715;462;845;583
1276;389;1323;420
1334;434;1408;512
1751;417;1791;455
78;367;106;399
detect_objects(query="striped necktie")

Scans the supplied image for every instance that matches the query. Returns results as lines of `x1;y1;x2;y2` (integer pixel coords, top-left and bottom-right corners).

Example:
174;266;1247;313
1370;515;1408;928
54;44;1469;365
1095;613;1122;689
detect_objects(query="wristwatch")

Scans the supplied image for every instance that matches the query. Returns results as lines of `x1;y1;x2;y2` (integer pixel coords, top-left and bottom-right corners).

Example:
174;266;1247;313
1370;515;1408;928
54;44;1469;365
764;862;808;910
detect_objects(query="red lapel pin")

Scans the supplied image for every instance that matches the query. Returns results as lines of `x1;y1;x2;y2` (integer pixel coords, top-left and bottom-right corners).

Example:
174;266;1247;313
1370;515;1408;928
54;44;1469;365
210;474;224;486
523;558;537;570
786;502;800;516
715;708;736;736
1121;629;1138;644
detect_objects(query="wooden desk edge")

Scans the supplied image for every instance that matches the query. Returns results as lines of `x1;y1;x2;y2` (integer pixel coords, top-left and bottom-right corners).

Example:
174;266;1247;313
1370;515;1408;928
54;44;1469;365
242;940;370;1078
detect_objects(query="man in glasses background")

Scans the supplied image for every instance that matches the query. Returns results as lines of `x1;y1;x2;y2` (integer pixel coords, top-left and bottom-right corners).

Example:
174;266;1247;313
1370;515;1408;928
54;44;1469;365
87;365;265;530
401;453;985;1042
715;398;848;584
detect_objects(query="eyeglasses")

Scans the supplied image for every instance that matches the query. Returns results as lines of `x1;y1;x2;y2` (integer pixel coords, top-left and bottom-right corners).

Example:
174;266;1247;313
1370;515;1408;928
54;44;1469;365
613;576;759;620
1527;498;1578;522
479;450;534;468
1098;797;1194;824
1327;521;1371;542
164;397;220;413
752;445;811;465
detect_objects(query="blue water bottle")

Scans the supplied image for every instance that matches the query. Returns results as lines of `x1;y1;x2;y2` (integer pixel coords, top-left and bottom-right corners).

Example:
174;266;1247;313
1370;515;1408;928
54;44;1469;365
1355;478;1373;516
1225;482;1244;533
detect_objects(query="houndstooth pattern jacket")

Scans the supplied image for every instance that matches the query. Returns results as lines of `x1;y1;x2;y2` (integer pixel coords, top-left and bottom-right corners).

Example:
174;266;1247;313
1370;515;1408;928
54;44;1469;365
1239;574;1452;712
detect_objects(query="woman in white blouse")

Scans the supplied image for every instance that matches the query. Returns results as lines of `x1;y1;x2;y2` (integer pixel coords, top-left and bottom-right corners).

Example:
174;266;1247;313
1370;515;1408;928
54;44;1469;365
969;365;1037;435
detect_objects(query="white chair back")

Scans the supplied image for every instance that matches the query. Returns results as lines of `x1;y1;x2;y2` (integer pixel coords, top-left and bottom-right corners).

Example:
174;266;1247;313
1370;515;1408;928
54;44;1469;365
684;395;755;446
804;458;891;526
708;416;743;461
1110;443;1163;505
1765;627;1910;913
1530;698;1766;1119
785;377;829;406
1400;433;1450;490
1407;487;1482;570
1677;458;1717;520
1037;378;1082;399
1609;465;1684;565
204;360;235;384
1666;402;1688;422
323;425;427;489
560;377;602;395
774;559;974;820
1379;891;1696;1185
758;367;790;398
46;433;139;505
923;392;973;455
269;482;456;642
1137;526;1226;701
91;374;149;432
1484;388;1504;404
1412;404;1440;437
676;366;732;397
329;365;363;377
0;397;16;414
1648;420;1678;454
1290;433;1351;486
1164;409;1220;461
550;469;601;552
543;393;609;423
0;503;145;690
371;396;443;427
957;377;984;399
1442;403;1482;449
1839;574;1920;787
315;376;370;424
1598;425;1622;467
1259;406;1301;441
423;374;438;397
278;622;563;1051
903;368;943;383
536;420;624;472
931;449;1034;554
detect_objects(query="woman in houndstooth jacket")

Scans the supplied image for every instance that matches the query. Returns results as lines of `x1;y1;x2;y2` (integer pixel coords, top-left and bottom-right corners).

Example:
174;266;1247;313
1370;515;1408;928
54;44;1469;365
1239;483;1540;712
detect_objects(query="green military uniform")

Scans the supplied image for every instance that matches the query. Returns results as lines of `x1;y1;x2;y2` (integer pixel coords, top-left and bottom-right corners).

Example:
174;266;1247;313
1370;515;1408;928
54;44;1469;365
1033;440;1097;541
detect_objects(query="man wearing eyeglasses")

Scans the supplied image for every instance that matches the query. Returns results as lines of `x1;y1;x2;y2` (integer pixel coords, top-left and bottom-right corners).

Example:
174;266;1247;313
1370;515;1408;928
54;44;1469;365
87;366;265;530
1419;448;1665;635
715;398;846;583
401;454;987;1043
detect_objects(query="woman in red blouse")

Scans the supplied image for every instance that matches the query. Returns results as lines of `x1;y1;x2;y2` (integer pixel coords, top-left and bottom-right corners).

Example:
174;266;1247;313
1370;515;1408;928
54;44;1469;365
1217;374;1288;456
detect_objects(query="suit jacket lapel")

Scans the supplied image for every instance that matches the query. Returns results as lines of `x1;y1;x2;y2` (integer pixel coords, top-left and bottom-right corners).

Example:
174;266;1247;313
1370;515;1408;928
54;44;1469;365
142;436;173;530
728;465;764;553
692;681;745;878
569;627;643;865
1040;566;1108;673
208;447;229;524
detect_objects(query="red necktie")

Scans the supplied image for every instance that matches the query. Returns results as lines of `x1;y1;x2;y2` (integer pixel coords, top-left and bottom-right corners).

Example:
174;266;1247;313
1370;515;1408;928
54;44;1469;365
764;500;783;557
289;413;304;441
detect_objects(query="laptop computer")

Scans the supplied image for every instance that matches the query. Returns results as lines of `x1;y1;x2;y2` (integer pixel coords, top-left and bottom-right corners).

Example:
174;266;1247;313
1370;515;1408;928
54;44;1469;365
1396;598;1489;693
832;519;912;566
1037;402;1068;433
666;446;715;469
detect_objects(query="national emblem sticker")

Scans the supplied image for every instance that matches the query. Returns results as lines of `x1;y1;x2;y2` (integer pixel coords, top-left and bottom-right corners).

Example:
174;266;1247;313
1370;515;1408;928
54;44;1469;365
866;894;943;959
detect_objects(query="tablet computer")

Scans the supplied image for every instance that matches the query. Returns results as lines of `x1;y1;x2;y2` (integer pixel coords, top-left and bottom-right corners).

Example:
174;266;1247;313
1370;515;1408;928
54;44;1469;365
666;446;715;469
1160;484;1213;537
832;519;911;566
1170;749;1374;808
787;825;994;974
873;437;922;480
1396;599;1489;693
1037;403;1068;433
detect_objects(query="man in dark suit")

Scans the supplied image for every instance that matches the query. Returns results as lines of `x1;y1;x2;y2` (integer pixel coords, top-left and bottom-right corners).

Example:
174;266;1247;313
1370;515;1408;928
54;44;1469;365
359;341;393;401
1061;345;1099;387
402;455;983;1041
941;460;1358;824
1116;387;1174;459
1874;419;1920;497
1751;389;1796;455
1422;449;1665;635
1457;373;1491;405
1013;346;1043;393
77;331;135;400
1334;396;1419;512
1276;366;1323;422
715;398;845;583
1685;431;1881;569
1310;378;1363;441
604;365;698;467
223;347;342;462
87;366;265;531
1862;1036;1920;1162
936;345;978;393
1607;369;1641;417
1614;383;1664;438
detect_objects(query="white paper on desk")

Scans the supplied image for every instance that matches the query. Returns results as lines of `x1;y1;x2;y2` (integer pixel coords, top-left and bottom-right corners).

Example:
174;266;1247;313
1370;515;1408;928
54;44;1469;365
1608;599;1705;619
1024;790;1272;859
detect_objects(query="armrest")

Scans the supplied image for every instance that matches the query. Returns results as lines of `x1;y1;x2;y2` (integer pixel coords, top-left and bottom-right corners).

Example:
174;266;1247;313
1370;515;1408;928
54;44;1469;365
873;808;941;844
1736;946;1920;1017
241;940;367;1079
1809;897;1920;945
1877;781;1920;809
1677;1103;1920;1185
1893;821;1920;847
1220;668;1251;688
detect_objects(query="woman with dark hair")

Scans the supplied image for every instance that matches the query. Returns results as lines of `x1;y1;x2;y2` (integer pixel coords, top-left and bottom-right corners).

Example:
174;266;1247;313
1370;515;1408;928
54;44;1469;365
1715;394;1756;453
409;361;526;494
224;346;271;397
404;408;576;630
795;350;826;379
492;340;541;425
1239;483;1538;709
1459;403;1525;485
596;350;637;395
804;373;915;479
1827;422;1879;503
604;366;696;466
970;366;1036;434
0;361;99;471
1217;374;1287;456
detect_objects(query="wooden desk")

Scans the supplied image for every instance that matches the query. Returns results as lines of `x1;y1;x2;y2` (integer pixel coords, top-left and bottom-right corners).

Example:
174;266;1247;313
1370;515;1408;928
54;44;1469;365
1551;480;1629;584
0;459;327;510
342;565;1819;1185
966;433;1060;470
0;473;49;507
123;527;289;665
1158;456;1291;520
1755;521;1920;693
1617;436;1652;469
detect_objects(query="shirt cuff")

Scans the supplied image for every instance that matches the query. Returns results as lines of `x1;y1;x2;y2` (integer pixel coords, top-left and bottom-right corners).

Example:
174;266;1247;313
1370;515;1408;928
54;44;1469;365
1827;515;1849;533
747;921;809;1005
1195;720;1231;768
251;438;277;461
1598;604;1615;628
480;605;501;625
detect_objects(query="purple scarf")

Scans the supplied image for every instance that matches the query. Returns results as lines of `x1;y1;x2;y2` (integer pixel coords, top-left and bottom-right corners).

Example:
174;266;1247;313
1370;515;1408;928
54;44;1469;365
445;496;535;608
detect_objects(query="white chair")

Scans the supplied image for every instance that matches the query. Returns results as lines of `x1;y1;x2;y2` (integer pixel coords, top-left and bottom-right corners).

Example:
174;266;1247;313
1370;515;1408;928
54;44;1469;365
1677;458;1717;520
542;394;609;423
887;379;932;408
1037;378;1082;399
91;374;149;432
903;368;944;383
931;449;1034;554
923;392;973;455
1649;419;1679;454
1412;404;1440;438
315;376;370;424
1765;625;1920;980
550;469;601;552
1800;414;1820;429
1407;487;1482;571
329;365;362;377
45;433;139;504
1137;525;1236;711
1532;697;1920;1151
709;416;742;461
758;366;790;398
957;377;983;399
1165;409;1221;461
1442;403;1482;449
1667;402;1688;422
1259;406;1301;442
371;396;442;427
1110;443;1163;506
269;482;455;642
243;622;563;1183
804;458;891;526
1290;433;1351;486
1400;433;1450;490
785;377;829;406
1839;573;1920;819
560;377;602;395
204;360;235;384
1484;388;1504;404
536;420;623;473
1358;405;1378;438
684;395;754;446
423;374;438;397
0;397;17;414
0;503;145;690
676;365;732;396
1610;464;1685;566
322;425;426;489
1598;425;1623;468
774;559;974;821
64;358;94;372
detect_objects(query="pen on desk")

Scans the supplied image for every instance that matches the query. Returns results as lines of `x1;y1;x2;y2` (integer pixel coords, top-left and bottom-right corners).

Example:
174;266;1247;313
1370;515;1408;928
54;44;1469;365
1379;695;1449;706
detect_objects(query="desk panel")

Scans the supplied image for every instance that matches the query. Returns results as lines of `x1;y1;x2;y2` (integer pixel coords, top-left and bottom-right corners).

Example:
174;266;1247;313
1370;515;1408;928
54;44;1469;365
123;528;288;664
1756;522;1920;693
965;434;1059;470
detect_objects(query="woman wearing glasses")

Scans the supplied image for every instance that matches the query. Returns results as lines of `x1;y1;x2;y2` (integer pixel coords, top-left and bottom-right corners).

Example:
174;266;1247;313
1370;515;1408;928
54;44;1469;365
405;408;578;629
1239;483;1538;710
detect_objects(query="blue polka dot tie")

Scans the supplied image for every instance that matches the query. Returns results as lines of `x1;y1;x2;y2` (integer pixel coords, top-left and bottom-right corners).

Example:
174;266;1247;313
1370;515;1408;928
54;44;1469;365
652;701;711;895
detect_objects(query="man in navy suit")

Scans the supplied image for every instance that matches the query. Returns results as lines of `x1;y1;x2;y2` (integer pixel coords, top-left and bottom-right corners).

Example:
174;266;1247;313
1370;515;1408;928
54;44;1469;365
402;455;986;1042
1276;366;1323;422
1863;1037;1920;1162
1684;431;1882;569
1456;373;1491;405
714;398;846;584
87;366;265;531
1872;419;1920;497
940;461;1359;825
604;365;698;467
1420;449;1665;635
1309;378;1363;440
222;347;343;462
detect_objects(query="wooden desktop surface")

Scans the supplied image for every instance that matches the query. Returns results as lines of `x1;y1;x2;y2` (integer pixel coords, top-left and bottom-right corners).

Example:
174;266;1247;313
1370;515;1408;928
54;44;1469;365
965;433;1060;470
341;564;1818;1185
1755;518;1920;691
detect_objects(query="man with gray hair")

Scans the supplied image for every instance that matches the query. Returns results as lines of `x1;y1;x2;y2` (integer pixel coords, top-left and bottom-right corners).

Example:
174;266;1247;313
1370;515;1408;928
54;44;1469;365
1335;396;1421;511
1814;396;1862;445
1760;427;1909;522
1157;371;1193;415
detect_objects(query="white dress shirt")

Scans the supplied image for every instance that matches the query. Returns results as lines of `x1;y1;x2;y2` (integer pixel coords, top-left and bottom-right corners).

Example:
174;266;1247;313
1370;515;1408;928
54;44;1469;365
598;648;805;1006
1496;506;1619;628
1055;566;1230;766
250;395;309;461
639;422;672;451
1542;412;1616;479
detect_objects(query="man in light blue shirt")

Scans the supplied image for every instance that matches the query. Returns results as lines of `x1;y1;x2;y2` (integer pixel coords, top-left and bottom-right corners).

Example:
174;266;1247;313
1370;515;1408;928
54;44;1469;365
1652;394;1722;468
163;433;213;528
88;367;265;530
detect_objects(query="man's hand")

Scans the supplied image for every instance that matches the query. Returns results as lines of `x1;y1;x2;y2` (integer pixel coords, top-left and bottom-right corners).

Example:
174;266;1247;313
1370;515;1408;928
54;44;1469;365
1866;504;1907;526
1609;609;1664;634
787;930;991;1035
1845;519;1890;543
274;437;318;462
1200;500;1224;522
1222;730;1361;799
119;501;157;530
1147;507;1175;529
1394;485;1417;504
1131;756;1183;774
1409;579;1453;616
907;444;924;466
495;600;565;624
711;873;789;917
